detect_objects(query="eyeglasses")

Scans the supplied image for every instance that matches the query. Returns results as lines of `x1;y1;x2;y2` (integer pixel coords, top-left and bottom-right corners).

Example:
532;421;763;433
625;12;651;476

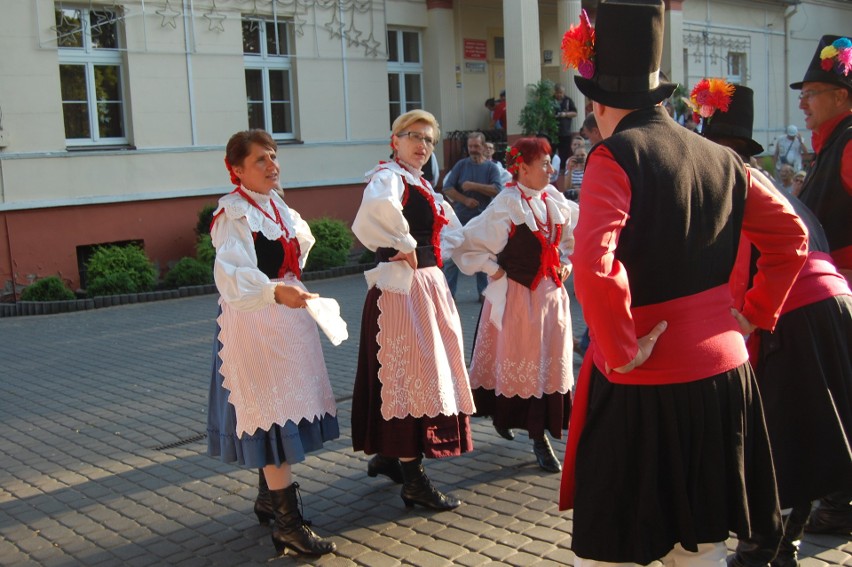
397;131;436;147
798;88;840;101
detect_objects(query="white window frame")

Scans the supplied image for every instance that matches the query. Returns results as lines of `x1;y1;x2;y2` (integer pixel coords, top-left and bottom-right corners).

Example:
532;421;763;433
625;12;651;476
387;28;424;128
56;5;128;147
242;17;296;140
727;52;747;85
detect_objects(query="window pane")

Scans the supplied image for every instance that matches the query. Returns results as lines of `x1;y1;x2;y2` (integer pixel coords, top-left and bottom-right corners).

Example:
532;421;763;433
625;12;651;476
55;9;83;48
94;65;121;101
404;74;422;107
387;30;398;62
494;37;505;60
63;103;91;139
248;102;265;129
402;31;419;63
245;69;264;102
269;70;290;103
388;74;400;104
271;103;292;134
60;64;88;101
389;103;401;129
266;21;289;56
243;19;261;54
89;9;118;49
97;102;124;137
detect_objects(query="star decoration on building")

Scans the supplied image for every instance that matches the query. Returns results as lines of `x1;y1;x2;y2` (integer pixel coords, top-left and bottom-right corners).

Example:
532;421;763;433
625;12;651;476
324;10;342;40
344;20;362;47
50;8;83;46
362;31;381;57
156;1;181;29
292;14;307;37
203;4;227;32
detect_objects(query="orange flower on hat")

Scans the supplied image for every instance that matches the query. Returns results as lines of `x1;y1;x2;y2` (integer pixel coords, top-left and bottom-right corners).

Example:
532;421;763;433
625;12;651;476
689;78;735;119
561;10;596;79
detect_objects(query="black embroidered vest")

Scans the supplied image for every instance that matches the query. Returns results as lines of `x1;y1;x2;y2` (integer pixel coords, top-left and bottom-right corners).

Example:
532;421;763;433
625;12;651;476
376;177;440;268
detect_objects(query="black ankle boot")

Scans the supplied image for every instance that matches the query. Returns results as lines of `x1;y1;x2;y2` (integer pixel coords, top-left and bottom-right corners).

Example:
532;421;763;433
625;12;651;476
254;469;274;525
805;491;852;535
270;483;336;556
772;504;810;567
532;437;561;473
730;533;779;567
400;458;461;510
367;454;404;484
494;422;515;441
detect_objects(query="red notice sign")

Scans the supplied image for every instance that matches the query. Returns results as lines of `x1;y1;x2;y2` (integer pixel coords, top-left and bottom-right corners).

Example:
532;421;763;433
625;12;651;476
464;39;487;60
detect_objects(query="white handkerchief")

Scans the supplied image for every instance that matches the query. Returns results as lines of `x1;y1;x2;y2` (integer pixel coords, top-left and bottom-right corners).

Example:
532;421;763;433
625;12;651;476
483;276;509;330
364;260;415;294
304;297;348;346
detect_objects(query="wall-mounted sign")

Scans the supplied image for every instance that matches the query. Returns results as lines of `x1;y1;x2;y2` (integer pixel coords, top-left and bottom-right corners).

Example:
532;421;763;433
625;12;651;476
465;61;486;74
464;39;487;60
543;49;553;64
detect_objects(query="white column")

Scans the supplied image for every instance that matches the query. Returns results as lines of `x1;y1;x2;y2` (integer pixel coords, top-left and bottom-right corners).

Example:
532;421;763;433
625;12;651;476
503;0;541;137
558;0;585;124
662;0;685;85
424;2;460;166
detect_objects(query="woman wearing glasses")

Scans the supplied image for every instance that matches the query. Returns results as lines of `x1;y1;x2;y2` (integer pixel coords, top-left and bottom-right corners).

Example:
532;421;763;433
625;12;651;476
350;109;475;510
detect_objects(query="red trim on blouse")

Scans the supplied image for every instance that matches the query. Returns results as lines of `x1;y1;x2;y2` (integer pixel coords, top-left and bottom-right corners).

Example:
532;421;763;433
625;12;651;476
235;188;302;280
519;191;563;290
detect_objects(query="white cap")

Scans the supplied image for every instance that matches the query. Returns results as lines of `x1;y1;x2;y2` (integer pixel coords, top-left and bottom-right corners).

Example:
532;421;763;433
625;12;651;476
786;125;798;137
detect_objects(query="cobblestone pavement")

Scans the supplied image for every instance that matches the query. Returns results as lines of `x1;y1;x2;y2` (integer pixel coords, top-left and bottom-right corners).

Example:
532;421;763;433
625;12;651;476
1;273;850;566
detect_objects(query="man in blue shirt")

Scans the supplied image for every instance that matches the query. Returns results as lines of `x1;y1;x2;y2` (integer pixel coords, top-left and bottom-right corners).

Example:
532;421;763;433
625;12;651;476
442;132;504;299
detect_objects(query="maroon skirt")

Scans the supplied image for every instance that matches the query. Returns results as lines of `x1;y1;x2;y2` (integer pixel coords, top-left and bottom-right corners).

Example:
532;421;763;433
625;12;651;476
472;388;571;440
351;285;473;459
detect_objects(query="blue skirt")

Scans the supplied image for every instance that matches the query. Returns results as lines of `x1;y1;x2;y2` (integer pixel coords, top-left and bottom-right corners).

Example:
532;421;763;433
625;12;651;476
206;316;340;469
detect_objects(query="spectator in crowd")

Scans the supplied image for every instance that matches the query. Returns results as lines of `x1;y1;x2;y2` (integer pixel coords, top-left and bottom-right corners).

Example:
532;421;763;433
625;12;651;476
777;163;796;193
484;140;512;185
493;90;507;130
774;124;807;177
553;84;579;171
563;146;587;201
791;170;807;197
442;132;505;300
484;97;496;129
580;112;603;147
790;33;852;536
558;2;807;565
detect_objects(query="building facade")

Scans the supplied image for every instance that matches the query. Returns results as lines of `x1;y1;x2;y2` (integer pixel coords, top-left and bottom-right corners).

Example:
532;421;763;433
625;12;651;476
0;0;849;295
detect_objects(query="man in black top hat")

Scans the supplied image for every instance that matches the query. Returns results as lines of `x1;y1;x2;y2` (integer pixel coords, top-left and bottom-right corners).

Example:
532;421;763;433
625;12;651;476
557;1;808;565
704;83;852;567
789;34;852;537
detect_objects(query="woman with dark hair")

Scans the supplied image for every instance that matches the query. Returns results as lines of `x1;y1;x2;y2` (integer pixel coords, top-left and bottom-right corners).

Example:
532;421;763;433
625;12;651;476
207;129;339;557
351;109;475;511
454;136;579;472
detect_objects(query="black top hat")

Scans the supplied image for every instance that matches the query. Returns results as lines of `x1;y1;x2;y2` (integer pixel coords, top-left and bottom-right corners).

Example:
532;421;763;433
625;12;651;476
701;85;764;158
790;35;852;91
573;0;677;109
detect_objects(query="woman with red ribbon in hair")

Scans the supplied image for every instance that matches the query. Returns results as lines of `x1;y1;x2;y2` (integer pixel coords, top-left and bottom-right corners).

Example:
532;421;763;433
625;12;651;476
207;129;339;557
350;109;475;511
454;136;579;473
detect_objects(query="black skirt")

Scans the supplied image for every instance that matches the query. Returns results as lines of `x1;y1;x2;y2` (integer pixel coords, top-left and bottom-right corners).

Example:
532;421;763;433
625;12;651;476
754;294;852;508
350;286;473;459
571;363;781;564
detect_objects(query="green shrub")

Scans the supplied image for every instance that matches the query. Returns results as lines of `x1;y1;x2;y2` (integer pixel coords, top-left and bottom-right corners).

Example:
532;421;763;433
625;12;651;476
518;79;558;143
305;217;353;271
196;203;218;236
85;244;156;297
196;233;216;268
164;257;213;288
86;272;139;297
21;276;76;301
358;249;376;264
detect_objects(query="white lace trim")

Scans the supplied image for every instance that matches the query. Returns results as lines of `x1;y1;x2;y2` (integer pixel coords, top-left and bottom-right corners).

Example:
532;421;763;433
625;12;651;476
502;184;570;232
215;188;298;242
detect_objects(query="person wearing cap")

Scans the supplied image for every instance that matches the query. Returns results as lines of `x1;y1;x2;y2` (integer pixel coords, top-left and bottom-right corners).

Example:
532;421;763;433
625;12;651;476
557;2;808;566
773;125;807;176
790;34;852;536
703;82;852;567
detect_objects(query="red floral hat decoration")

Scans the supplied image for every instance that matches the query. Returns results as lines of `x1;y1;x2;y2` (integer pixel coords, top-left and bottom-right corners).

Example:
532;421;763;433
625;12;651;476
561;9;596;79
506;146;524;176
224;157;240;187
688;78;735;123
820;37;852;75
